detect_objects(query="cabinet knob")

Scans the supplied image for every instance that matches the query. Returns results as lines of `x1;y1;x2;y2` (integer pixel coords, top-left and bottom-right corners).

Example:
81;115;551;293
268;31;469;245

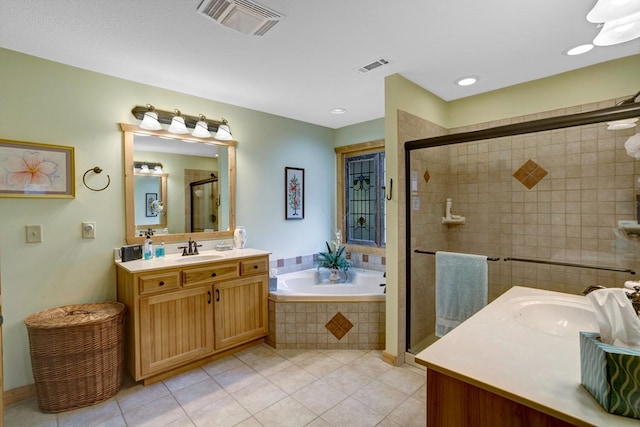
159;281;165;286
211;272;217;277
253;265;258;269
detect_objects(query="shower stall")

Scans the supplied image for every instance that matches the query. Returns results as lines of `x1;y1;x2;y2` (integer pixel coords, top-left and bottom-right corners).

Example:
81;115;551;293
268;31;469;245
404;98;640;355
189;174;219;233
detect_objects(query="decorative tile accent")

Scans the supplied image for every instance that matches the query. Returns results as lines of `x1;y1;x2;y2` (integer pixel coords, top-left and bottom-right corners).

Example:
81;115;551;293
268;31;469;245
423;170;430;183
269;300;385;350
277;259;284;268
325;312;353;340
513;159;547;189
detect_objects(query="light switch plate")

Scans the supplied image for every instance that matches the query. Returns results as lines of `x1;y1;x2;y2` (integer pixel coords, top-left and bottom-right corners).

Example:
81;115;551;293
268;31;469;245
26;224;43;243
82;221;96;239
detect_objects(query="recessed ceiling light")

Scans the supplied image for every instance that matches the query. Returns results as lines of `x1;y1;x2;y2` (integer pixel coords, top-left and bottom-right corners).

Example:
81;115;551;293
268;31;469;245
566;44;595;55
456;76;478;86
330;108;347;115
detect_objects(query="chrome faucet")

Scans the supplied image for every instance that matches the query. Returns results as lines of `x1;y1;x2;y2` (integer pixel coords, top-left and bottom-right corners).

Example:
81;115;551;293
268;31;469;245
178;238;202;256
582;285;606;295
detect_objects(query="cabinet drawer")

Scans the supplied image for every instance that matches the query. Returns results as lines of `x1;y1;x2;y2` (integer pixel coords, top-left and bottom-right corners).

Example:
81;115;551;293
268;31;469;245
139;271;181;295
240;257;268;276
183;262;239;286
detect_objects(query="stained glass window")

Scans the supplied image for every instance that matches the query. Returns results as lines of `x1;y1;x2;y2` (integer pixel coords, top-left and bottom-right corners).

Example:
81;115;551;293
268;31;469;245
345;152;386;247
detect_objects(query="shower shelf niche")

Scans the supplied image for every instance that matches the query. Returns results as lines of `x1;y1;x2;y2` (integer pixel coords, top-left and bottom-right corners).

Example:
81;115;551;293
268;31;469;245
442;217;466;225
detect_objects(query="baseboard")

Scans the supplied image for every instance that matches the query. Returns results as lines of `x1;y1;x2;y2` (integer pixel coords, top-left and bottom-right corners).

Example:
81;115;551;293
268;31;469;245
382;350;397;366
4;383;36;406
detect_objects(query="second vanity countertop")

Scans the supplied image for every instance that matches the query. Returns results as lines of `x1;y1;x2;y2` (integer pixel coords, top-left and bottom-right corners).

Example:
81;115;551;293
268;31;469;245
115;248;271;273
415;286;638;427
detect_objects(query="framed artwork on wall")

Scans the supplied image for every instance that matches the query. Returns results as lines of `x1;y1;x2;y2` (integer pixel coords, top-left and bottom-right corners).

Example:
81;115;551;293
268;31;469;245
146;192;158;217
285;167;304;220
0;139;75;198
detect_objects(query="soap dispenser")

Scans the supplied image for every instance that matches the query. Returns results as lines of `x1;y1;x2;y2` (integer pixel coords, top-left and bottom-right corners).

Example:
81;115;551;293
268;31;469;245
144;234;153;260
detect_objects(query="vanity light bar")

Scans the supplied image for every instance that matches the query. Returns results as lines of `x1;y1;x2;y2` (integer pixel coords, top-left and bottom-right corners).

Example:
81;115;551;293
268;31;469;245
134;161;163;173
131;105;231;139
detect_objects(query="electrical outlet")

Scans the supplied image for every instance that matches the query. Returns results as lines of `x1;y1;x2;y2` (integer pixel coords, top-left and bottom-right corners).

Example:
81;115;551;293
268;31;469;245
25;224;43;243
82;221;96;239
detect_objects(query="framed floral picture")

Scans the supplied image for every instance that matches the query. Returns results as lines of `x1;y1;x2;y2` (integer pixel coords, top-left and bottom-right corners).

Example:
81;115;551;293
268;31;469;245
0;139;75;198
285;167;304;220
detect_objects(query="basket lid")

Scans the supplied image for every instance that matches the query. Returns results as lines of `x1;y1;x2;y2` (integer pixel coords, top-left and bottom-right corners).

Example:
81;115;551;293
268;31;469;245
24;302;125;328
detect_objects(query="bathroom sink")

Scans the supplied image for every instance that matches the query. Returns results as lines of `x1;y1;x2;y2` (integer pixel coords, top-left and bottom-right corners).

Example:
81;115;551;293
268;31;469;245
174;255;222;263
507;295;597;337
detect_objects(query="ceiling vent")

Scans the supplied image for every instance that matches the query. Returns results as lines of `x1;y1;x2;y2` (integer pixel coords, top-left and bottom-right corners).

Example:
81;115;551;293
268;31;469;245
357;58;390;74
197;0;284;36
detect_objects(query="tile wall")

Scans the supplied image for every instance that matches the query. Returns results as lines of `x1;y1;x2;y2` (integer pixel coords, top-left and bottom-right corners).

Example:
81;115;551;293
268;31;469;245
404;98;640;350
267;300;386;350
268;252;386;275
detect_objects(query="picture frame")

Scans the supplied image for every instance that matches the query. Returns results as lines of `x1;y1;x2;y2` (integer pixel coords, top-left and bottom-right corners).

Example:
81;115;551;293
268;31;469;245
285;167;304;220
146;192;158;217
0;139;75;198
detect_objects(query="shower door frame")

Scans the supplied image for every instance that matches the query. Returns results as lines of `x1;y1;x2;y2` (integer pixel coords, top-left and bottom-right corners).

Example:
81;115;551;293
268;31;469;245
403;100;640;353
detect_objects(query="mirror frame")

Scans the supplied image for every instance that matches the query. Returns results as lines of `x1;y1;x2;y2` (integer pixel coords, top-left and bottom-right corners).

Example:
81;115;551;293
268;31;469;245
121;123;236;245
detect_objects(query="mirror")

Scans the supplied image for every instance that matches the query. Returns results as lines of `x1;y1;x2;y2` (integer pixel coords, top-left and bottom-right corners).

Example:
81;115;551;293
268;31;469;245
121;123;236;244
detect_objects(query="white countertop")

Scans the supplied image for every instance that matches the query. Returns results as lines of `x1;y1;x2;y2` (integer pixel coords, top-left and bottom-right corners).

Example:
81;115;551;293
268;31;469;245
115;248;271;273
415;286;639;427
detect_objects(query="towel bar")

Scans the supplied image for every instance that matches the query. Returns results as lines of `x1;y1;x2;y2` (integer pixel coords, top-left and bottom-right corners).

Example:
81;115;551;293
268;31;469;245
503;257;636;275
414;250;500;261
414;250;636;275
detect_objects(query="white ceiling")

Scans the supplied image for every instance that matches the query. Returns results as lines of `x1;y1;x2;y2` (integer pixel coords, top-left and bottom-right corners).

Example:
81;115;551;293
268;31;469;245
1;0;638;129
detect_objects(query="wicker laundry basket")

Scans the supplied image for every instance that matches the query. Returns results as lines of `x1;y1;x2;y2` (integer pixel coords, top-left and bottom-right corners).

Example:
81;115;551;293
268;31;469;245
24;302;126;413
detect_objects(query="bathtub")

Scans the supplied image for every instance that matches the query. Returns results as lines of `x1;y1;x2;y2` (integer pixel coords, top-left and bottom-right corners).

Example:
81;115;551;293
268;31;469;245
267;268;385;350
272;268;386;299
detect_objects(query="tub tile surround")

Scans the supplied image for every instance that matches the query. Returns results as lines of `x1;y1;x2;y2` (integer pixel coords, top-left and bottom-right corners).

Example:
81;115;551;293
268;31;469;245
6;345;425;427
270;252;386;276
266;262;386;350
267;300;386;350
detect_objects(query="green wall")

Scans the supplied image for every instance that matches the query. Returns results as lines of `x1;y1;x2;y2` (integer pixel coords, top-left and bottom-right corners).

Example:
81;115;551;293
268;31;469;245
0;48;336;391
334;118;385;147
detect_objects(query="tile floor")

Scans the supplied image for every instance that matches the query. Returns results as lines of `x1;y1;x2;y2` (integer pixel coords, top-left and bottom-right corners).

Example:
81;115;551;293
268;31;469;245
5;345;426;427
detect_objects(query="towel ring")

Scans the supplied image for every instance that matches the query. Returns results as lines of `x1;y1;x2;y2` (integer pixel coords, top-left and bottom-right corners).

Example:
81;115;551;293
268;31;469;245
82;166;111;191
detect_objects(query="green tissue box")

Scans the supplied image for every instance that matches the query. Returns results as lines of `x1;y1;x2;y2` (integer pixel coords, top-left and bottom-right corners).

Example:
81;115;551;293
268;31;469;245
580;331;640;419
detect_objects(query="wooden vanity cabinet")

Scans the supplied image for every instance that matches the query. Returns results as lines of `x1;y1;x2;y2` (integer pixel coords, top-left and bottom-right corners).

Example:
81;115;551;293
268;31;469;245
214;257;269;349
139;285;214;377
116;255;269;384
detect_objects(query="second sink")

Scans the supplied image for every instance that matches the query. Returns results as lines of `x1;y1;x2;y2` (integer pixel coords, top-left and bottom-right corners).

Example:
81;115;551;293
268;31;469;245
507;295;597;337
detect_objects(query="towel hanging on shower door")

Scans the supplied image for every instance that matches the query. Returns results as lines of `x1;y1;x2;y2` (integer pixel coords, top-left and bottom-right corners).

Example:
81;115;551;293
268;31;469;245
435;251;488;337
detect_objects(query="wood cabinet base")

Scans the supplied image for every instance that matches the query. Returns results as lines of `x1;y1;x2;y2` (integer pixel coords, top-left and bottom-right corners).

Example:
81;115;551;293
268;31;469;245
427;369;578;427
116;255;269;384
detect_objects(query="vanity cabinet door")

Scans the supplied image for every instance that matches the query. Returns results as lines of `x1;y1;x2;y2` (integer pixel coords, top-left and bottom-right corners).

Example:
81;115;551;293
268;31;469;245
139;286;214;376
213;275;268;350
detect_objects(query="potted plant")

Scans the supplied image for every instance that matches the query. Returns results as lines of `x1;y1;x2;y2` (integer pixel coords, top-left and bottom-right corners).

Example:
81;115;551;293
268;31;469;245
316;241;350;283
